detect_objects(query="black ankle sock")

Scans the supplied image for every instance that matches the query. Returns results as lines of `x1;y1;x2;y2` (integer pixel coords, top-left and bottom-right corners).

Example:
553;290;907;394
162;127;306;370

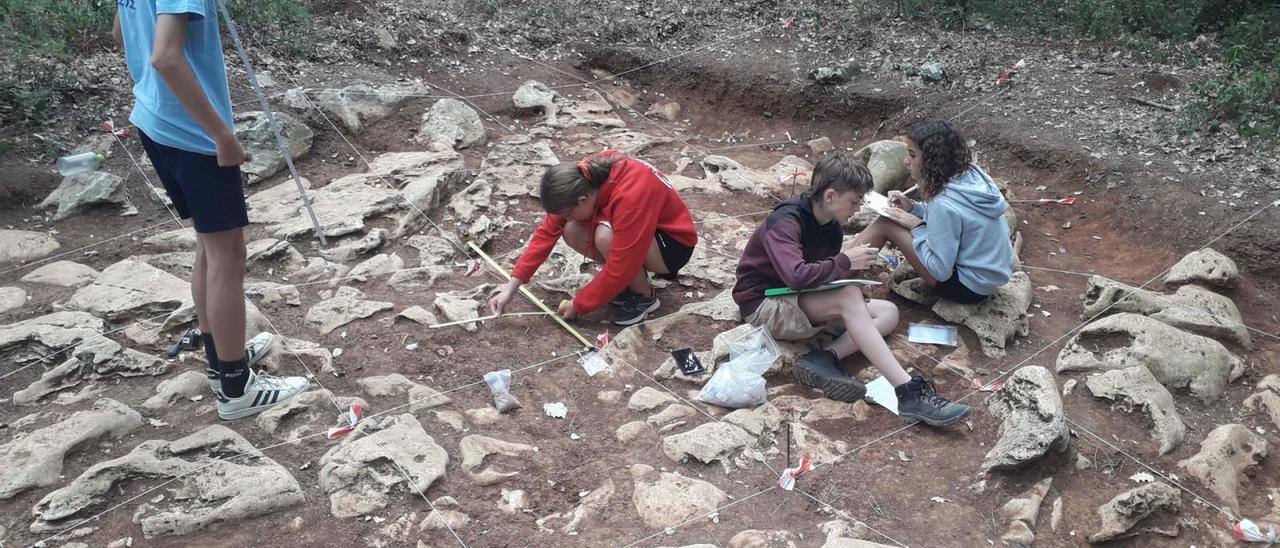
220;357;250;398
201;333;219;374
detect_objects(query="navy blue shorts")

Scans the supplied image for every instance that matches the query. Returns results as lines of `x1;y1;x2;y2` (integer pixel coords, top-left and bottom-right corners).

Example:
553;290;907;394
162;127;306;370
138;130;249;234
654;230;694;280
933;268;988;304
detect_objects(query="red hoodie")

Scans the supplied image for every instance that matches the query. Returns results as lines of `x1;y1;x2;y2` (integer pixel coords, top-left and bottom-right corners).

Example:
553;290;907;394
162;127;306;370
511;155;697;314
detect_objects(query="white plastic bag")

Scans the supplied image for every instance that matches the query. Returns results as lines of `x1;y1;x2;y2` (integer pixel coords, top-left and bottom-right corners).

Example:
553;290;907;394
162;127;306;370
484;369;522;413
697;326;779;409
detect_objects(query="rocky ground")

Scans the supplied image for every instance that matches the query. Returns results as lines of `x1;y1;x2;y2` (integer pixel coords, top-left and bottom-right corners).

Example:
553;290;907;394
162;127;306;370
2;2;1279;547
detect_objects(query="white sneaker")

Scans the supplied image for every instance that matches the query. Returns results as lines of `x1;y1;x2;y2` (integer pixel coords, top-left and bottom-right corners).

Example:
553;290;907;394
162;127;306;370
216;369;309;420
205;332;276;394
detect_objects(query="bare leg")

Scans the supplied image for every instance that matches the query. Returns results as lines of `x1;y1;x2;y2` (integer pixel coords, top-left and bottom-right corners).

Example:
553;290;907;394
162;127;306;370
192;238;211;334
824;299;899;357
799;286;912;386
854;217;938;286
562;221;665;295
197;228;247;361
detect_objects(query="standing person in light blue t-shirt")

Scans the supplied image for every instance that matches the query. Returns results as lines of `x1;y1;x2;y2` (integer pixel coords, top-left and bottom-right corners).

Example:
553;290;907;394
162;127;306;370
115;0;307;420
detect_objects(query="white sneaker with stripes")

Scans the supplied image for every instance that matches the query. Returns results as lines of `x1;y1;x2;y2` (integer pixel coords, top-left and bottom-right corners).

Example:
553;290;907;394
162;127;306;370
216;369;309;420
205;332;276;394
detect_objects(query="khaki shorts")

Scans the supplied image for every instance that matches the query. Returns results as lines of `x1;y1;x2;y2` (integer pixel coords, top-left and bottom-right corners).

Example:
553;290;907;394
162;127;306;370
745;294;826;341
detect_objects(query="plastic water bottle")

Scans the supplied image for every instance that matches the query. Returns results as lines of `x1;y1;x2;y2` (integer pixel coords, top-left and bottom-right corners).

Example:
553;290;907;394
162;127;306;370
56;151;106;177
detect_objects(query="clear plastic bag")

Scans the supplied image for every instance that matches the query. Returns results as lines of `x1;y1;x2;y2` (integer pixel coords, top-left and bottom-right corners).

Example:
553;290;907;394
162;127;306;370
483;369;522;413
697;326;779;409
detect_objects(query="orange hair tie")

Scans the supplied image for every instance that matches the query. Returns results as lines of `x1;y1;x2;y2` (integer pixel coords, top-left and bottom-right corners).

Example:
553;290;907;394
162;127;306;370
577;157;592;180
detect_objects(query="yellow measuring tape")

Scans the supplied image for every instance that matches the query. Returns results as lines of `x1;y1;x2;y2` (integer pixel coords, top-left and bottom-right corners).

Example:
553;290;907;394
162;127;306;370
466;241;594;350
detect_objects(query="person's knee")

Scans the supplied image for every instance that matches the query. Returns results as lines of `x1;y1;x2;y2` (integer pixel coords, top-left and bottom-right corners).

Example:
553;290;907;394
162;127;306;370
593;223;613;256
869;299;900;325
198;231;247;272
838;286;870;315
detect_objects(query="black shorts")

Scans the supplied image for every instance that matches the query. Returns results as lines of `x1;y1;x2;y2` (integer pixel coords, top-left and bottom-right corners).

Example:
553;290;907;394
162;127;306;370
654;230;694;280
138;130;249;234
932;268;988;304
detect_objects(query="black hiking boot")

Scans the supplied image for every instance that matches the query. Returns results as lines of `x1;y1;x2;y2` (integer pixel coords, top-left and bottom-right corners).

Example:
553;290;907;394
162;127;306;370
895;376;972;426
792;349;866;402
610;288;639;307
611;291;660;326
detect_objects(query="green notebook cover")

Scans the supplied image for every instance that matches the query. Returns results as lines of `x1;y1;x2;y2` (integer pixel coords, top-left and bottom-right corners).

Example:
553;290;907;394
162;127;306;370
764;279;882;297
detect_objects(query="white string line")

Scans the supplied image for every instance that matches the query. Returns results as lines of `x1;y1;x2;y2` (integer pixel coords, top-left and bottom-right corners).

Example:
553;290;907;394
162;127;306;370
788;487;911;548
1019;264;1280;343
0;308;182;382
376;440;471;548
0;217;182;279
621;485;779;548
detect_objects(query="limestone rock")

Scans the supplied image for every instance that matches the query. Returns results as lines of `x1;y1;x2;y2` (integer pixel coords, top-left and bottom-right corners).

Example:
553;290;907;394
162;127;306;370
285;81;427;133
702;155;778;195
646;100;681;121
40;171;132;220
460;435;539;486
142;228;196;252
244;281;302;307
628;386;679;412
320;229;389;263
479;135;558;198
0;311;118;365
318;414;447;518
0;286;26;314
1085;367;1187;454
982;366;1069;473
932;271;1031;358
256;389;368;437
648;404;697;426
1244;375;1280;430
1083;276;1251;348
433;285;492;333
234;111;313;184
0;230;60;265
406;234;458;265
1177;424;1267;513
67;259;189;320
305;286;393;335
729;530;799;548
538;479;615;533
0;399;142;499
19;261;98;287
1056;313;1244;403
1165;248;1238;289
723;403;784;436
562;89;625;128
595;128;672;156
615;421;652;442
396;306;439;327
416;98;485;149
14;348;169;405
142;371;208;410
661;422;755;464
852;140;910;194
465;407;501;427
513;80;559;125
1088;482;1181;543
630;464;728;529
357;373;450;412
998;477;1052;547
791;422;849;465
33;425;303;537
339;252;404;284
419;496;470;531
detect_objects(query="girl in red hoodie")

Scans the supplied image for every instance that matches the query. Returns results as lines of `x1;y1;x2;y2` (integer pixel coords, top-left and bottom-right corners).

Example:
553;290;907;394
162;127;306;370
489;151;698;326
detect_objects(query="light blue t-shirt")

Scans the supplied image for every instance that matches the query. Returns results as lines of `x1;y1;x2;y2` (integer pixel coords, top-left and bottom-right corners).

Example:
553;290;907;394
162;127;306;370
119;0;233;155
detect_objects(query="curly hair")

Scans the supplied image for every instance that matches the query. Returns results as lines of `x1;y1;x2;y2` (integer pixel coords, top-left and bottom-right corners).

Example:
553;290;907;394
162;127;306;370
907;119;972;200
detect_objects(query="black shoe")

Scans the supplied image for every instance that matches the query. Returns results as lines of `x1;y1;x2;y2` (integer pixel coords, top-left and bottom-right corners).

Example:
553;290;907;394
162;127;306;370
895;376;972;426
610;288;639;307
611;291;660;326
792;349;866;402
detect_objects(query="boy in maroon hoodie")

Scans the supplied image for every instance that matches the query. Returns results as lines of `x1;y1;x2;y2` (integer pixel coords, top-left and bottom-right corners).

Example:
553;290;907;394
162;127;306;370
732;153;970;427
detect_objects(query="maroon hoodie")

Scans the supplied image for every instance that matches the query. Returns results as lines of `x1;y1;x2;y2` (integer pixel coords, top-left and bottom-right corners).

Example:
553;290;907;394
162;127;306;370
732;196;851;317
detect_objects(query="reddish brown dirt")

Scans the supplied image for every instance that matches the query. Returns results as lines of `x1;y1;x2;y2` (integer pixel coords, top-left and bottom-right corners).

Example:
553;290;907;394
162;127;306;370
1;38;1277;548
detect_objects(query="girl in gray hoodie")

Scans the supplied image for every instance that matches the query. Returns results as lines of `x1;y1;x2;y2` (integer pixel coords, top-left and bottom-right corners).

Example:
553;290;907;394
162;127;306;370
856;120;1014;303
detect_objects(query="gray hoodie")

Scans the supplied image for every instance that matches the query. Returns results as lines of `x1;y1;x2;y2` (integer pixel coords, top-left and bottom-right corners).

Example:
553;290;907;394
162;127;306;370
908;164;1013;295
